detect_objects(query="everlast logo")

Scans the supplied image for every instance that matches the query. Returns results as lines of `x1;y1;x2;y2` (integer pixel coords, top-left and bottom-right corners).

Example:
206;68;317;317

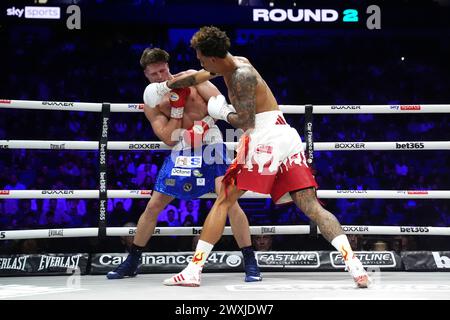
42;101;74;107
129;143;160;150
48;229;64;237
0;256;28;271
192;228;202;235
0;99;12;104
395;142;425;149
330;105;361;110
432;252;450;269
50;143;65;150
337;190;367;193
342;226;369;232
0;145;9;149
37;255;81;271
400;226;429;233
41;190;74;195
261;227;275;234
335;143;366;149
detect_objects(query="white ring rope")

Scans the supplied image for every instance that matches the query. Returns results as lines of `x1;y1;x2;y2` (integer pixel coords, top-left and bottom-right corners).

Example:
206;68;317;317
0;190;449;199
0;140;449;151
1;225;449;240
2;99;450;113
1;99;449;241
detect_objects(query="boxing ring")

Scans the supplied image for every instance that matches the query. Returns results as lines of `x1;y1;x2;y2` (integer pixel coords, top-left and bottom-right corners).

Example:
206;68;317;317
1;99;450;300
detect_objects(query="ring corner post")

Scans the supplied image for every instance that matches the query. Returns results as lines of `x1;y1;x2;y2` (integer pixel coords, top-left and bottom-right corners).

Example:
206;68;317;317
304;104;318;238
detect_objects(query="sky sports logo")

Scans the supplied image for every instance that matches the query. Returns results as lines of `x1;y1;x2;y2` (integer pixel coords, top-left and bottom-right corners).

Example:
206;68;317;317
6;6;60;19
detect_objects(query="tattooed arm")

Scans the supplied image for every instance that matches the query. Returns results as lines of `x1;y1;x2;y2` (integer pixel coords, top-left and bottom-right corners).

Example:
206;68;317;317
226;67;257;130
167;69;218;89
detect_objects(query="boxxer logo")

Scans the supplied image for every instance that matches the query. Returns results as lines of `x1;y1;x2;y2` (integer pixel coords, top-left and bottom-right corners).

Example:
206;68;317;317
129;143;160;150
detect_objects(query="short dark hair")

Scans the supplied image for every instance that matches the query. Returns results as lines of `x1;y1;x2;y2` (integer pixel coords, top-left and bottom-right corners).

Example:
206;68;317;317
140;47;170;69
190;26;230;58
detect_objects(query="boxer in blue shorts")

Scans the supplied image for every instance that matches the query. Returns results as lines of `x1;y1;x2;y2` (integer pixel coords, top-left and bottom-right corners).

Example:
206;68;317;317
106;48;261;282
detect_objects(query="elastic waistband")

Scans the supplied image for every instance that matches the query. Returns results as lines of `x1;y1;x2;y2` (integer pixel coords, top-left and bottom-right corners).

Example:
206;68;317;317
255;110;287;127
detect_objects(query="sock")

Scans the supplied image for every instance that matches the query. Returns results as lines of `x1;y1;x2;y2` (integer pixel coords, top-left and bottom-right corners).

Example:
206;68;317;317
188;240;214;269
331;234;355;261
130;243;144;257
241;246;257;264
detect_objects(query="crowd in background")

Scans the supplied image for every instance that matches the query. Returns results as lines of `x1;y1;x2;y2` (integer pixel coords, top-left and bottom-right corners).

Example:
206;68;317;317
0;23;449;253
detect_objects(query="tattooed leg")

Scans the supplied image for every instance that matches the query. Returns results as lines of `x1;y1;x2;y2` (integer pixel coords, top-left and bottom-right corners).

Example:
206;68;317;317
290;187;344;242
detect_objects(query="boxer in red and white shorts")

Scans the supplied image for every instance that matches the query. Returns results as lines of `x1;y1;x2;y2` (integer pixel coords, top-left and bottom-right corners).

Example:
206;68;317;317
231;110;317;205
161;26;370;288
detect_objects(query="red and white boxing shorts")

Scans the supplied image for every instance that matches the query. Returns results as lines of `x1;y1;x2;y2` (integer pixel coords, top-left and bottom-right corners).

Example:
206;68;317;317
224;110;318;204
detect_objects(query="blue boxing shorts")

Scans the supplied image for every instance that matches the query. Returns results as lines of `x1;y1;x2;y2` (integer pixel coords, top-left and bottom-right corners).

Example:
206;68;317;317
155;143;232;200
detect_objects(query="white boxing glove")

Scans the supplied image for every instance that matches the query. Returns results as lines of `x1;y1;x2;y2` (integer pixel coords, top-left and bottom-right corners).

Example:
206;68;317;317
207;95;236;123
143;81;171;108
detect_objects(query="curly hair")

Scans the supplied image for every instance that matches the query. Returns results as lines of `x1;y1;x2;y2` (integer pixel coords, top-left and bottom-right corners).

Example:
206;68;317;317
190;26;230;58
139;48;170;69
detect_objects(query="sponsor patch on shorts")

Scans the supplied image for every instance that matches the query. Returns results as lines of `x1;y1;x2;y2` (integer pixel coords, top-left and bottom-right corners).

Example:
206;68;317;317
183;183;193;192
171;168;191;177
165;179;176;186
196;178;205;186
193;169;203;177
256;144;273;154
175;156;202;168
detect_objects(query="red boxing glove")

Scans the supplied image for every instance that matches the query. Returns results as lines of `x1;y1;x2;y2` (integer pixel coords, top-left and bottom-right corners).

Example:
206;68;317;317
182;116;215;148
169;87;191;119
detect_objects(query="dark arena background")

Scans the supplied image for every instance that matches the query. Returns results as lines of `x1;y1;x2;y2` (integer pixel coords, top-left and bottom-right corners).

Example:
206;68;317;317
0;0;449;310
